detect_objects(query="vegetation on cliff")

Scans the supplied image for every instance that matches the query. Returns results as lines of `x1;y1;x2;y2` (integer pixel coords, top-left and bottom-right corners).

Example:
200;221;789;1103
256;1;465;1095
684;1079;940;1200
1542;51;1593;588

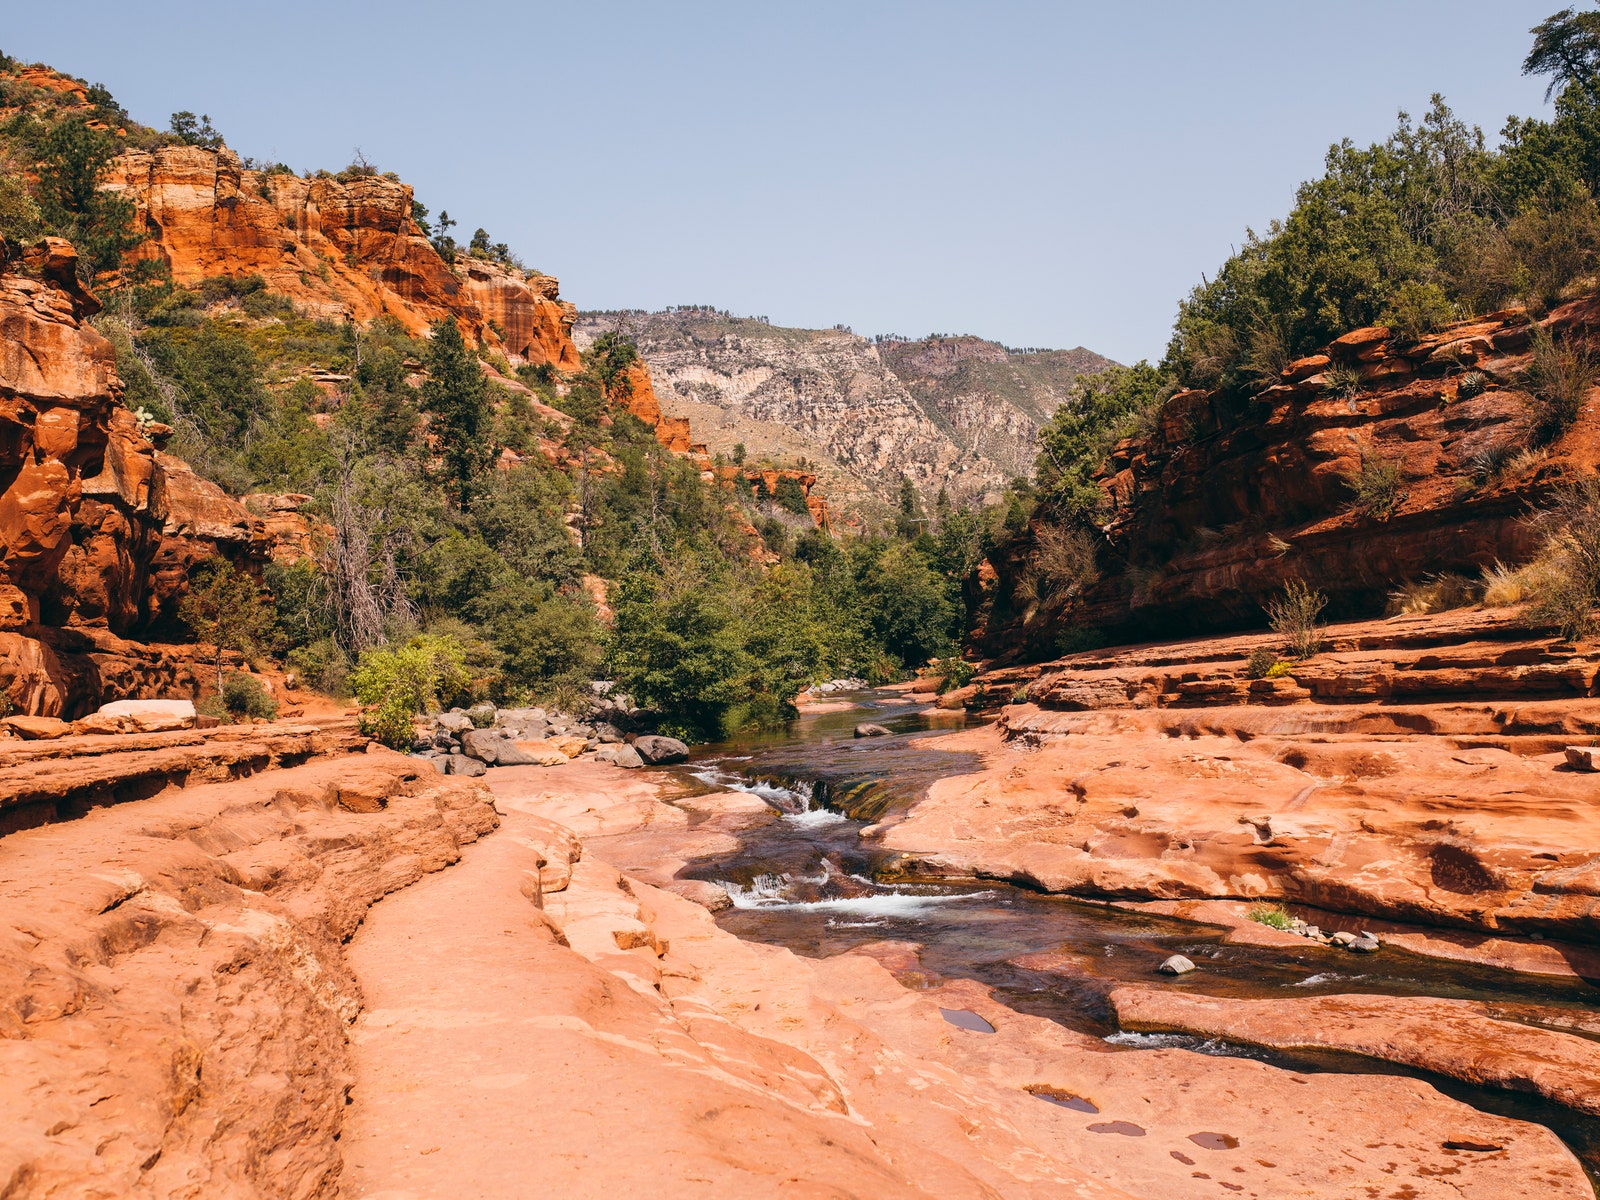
995;6;1600;655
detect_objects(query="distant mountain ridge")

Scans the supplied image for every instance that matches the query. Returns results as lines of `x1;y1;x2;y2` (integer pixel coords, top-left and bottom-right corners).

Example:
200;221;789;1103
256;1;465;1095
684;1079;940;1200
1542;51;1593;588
574;309;1114;514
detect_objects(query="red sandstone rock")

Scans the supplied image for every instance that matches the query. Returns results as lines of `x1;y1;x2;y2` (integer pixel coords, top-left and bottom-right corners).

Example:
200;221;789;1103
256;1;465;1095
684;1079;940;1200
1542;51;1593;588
983;301;1600;654
1110;988;1600;1117
0;751;498;1197
0;243;312;715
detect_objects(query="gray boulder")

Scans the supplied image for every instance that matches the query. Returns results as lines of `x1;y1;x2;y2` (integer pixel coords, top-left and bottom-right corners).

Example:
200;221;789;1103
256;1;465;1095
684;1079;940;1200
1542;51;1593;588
632;735;689;765
445;753;487;778
1349;934;1381;953
593;722;625;744
854;723;891;738
466;704;498;729
459;728;505;764
492;741;546;766
1157;955;1196;976
595;744;644;769
436;712;473;734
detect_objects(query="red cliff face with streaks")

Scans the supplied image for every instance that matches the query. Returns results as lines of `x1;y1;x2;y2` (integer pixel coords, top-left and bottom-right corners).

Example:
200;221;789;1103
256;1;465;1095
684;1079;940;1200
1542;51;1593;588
104;146;579;369
0;242;312;715
982;300;1600;657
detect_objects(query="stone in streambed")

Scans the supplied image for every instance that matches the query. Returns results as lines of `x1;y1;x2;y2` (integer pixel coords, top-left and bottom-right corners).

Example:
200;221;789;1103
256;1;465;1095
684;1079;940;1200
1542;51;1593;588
444;753;487;778
97;698;196;732
506;739;572;767
459;728;505;764
1349;935;1381;953
633;734;688;764
1158;955;1196;975
854;723;891;738
594;744;644;769
2;715;71;739
664;880;733;912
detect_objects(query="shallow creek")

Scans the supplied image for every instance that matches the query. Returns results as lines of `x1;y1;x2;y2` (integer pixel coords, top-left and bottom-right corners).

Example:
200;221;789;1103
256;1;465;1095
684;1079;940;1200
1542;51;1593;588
664;689;1600;1184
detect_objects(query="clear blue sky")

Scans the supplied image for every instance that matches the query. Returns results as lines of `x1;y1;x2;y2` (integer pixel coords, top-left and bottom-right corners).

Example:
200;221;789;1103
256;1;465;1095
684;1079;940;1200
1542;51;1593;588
4;1;1563;363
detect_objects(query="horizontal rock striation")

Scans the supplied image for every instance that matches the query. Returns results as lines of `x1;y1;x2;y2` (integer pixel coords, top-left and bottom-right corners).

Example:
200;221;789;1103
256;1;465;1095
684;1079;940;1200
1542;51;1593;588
984;302;1600;654
1109;988;1600;1118
888;613;1600;941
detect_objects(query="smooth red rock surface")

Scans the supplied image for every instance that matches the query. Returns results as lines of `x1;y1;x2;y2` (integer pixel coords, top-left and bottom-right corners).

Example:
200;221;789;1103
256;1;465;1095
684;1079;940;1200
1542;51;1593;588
1110;988;1600;1116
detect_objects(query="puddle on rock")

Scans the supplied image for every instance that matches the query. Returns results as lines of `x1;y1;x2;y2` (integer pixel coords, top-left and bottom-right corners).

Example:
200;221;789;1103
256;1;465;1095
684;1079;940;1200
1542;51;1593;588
1188;1132;1240;1150
1030;1087;1098;1114
1087;1120;1146;1137
940;1008;995;1033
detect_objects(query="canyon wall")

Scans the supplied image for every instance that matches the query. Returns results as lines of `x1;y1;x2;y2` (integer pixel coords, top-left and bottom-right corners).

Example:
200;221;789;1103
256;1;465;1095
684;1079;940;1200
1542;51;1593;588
983;302;1600;656
575;310;1112;512
0;241;312;716
104;145;580;370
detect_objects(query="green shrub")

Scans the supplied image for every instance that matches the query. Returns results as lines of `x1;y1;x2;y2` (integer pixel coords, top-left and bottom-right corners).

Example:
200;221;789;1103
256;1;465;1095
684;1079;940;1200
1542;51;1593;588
218;671;278;720
350;634;471;748
1248;902;1293;931
1456;371;1488;399
932;655;975;694
1379;281;1454;341
287;637;352;698
1245;646;1279;679
773;475;810;516
1343;450;1406;520
1267;579;1327;659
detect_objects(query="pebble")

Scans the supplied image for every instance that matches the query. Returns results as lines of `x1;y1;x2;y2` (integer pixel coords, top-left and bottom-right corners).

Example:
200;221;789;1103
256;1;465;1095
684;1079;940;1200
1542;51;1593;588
1158;955;1196;975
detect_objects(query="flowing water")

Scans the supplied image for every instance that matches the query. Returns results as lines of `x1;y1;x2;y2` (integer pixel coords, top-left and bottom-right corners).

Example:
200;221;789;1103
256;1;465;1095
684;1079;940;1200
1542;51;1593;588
665;689;1600;1186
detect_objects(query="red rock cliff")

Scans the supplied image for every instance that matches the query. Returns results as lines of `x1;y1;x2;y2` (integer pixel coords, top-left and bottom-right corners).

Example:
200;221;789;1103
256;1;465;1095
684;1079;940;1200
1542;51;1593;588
983;301;1600;656
0;241;310;715
104;146;579;369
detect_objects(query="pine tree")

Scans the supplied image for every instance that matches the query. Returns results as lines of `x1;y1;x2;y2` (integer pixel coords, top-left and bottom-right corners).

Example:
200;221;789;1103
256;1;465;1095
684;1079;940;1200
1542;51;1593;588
421;318;493;506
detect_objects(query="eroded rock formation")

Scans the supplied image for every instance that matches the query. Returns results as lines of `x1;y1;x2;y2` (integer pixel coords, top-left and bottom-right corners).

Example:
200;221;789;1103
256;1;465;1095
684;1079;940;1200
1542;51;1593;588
984;302;1600;654
0;243;311;715
575;311;1113;511
105;146;580;369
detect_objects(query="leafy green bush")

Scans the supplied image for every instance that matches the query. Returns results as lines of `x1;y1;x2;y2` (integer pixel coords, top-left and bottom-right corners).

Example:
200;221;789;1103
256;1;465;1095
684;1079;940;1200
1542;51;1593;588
1036;363;1168;515
1380;281;1454;341
1245;646;1279;679
178;559;278;689
1267;579;1327;659
932;655;975;694
350;634;471;748
773;475;810;516
218;671;278;720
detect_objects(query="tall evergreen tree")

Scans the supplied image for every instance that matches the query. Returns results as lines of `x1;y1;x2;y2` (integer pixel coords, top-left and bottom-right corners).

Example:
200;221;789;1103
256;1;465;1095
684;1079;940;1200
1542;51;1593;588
420;318;493;506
